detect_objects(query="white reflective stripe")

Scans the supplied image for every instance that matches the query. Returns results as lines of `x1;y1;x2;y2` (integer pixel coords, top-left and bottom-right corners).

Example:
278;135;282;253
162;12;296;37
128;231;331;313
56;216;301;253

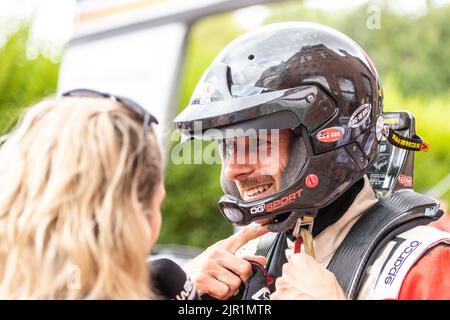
357;226;450;300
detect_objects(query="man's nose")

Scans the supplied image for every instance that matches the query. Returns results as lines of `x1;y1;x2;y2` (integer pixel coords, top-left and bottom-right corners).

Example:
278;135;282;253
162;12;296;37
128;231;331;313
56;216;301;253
223;149;255;181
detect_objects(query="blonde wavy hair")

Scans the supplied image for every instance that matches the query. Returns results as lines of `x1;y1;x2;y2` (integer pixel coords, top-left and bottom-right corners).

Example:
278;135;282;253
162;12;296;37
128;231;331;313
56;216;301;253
0;96;162;299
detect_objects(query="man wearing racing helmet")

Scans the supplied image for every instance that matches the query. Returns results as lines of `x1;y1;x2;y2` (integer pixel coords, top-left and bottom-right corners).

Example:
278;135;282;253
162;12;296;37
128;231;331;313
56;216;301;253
175;22;450;300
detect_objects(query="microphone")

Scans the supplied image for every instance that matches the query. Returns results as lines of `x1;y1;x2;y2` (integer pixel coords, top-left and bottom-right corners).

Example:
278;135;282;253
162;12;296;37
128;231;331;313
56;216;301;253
149;258;200;300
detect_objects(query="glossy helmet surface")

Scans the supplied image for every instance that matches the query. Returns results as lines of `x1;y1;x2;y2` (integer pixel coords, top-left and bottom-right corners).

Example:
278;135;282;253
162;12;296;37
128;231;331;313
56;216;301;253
174;22;383;232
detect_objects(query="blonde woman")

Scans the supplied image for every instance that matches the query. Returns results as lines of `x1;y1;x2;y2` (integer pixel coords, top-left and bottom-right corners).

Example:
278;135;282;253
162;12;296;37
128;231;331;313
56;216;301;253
0;89;164;299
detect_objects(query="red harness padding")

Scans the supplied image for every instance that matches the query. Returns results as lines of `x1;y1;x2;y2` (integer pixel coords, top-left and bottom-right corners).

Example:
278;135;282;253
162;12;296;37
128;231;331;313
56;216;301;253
294;237;303;254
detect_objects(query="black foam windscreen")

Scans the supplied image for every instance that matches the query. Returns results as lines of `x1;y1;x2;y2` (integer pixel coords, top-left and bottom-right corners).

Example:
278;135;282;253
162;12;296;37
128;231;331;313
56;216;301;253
149;258;200;300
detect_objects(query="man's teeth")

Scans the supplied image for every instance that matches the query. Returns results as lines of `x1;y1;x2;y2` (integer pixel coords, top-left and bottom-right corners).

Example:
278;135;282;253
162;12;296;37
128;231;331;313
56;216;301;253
245;184;272;197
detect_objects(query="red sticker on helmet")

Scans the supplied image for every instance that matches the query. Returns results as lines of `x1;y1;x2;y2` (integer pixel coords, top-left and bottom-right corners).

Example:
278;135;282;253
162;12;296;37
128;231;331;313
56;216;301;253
398;174;412;187
316;127;345;143
305;174;319;188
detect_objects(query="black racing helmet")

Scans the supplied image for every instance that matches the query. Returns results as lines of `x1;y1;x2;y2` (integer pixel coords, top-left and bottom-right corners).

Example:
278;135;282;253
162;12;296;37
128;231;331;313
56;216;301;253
174;22;384;232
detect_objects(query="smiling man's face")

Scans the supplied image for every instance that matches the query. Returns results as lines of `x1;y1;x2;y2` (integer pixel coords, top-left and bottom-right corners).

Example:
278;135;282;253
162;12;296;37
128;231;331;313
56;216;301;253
223;129;295;220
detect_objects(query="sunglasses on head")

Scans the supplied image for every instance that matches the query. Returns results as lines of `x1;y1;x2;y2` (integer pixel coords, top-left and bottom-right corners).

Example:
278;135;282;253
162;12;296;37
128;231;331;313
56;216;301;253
62;88;158;136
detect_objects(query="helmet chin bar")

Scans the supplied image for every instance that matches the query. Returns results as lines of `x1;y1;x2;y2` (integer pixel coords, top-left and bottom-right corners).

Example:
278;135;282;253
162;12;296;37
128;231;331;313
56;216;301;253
219;193;318;233
218;192;318;230
218;126;367;233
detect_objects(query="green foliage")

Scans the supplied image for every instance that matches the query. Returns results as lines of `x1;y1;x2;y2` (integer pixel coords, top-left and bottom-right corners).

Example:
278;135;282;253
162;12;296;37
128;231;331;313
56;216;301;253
159;151;229;248
267;2;450;99
383;76;450;201
0;25;59;135
335;6;450;98
158;14;245;248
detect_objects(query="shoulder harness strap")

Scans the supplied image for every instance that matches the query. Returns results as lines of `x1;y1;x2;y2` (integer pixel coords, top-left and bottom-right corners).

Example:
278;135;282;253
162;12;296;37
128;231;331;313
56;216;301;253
255;232;278;257
254;231;287;289
327;190;443;299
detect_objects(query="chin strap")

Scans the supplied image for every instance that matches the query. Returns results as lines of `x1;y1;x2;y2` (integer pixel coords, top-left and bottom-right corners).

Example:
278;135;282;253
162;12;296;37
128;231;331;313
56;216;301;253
292;216;315;258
